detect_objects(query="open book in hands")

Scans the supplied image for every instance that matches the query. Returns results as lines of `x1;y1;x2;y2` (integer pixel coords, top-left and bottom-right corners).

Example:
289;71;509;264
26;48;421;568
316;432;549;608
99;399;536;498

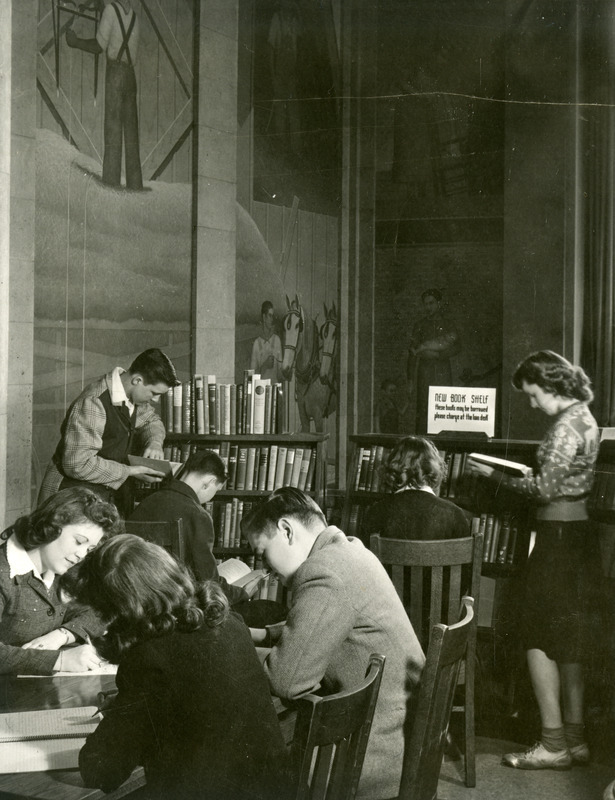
217;558;268;598
467;452;533;478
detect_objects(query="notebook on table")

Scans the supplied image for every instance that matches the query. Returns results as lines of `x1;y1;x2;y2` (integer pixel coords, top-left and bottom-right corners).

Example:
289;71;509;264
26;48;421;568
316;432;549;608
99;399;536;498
0;707;99;773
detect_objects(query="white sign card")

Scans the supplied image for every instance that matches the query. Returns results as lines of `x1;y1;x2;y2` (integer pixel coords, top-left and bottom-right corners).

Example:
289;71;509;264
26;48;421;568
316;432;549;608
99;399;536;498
427;386;496;438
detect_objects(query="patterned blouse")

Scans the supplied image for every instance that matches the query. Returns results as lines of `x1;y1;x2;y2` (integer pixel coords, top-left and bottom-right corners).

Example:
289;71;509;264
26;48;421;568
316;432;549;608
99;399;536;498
499;402;599;521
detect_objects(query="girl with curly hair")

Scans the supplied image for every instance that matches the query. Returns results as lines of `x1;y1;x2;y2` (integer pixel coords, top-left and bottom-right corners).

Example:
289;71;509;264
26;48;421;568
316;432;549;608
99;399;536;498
62;534;292;800
0;486;120;675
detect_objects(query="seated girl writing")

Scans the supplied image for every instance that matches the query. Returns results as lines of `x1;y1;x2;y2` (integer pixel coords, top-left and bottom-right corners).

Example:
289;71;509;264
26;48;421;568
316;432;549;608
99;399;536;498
62;534;293;800
0;486;120;675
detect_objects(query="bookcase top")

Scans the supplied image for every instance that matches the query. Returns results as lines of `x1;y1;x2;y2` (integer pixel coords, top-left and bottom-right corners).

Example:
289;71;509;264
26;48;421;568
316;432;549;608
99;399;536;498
165;432;329;444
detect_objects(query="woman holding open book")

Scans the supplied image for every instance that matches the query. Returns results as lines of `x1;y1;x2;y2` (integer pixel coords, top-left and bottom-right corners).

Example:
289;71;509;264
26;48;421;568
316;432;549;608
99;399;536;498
64;534;292;800
468;350;601;772
0;487;120;675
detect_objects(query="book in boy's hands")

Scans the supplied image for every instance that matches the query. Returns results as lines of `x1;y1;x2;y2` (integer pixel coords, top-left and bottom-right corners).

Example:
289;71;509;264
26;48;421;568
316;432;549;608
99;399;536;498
127;455;182;477
467;452;532;477
216;558;267;593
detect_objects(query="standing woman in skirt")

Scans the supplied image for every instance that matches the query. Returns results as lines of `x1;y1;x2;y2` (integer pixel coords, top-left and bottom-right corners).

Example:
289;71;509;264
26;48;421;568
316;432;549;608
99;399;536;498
468;350;601;770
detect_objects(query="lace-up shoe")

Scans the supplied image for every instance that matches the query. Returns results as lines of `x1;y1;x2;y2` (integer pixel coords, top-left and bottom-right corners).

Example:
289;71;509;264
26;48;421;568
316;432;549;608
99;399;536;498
569;742;590;765
502;741;571;770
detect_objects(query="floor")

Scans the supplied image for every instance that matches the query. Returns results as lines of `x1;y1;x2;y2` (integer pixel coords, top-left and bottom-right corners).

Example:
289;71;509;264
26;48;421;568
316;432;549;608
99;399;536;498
438;738;613;800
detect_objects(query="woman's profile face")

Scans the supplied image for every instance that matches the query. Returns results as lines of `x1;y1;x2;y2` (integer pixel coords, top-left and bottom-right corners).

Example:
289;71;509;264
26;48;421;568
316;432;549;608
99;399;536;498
521;381;561;416
38;520;104;575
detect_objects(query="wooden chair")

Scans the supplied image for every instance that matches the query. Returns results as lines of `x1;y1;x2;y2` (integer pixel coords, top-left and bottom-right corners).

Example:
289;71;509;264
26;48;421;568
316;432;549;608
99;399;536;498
399;597;475;800
289;653;386;800
124;518;186;562
370;532;483;787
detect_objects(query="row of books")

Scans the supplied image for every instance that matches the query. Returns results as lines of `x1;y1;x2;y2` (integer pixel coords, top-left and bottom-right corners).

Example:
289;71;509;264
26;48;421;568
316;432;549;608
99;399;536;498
352;447;516;500
162;371;288;436
206;498;254;549
163;442;317;493
471;512;520;566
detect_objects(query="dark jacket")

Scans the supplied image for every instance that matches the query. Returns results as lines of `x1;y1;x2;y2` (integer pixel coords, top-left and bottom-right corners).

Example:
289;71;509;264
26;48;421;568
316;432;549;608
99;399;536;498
80;613;292;800
129;479;248;605
363;489;470;544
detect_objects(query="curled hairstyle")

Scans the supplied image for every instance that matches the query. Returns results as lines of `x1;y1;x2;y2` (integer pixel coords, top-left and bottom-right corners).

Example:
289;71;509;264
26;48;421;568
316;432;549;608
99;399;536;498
128;348;179;387
8;487;121;550
512;350;594;403
241;486;326;541
383;436;446;492
60;534;229;663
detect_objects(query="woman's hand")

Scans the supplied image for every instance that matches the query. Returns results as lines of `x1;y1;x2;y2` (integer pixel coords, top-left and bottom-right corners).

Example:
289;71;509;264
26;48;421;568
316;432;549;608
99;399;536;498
53;644;102;673
22;628;73;651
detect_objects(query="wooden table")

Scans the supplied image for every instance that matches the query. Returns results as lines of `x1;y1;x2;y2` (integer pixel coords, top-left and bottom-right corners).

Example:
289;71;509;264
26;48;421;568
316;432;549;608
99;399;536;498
0;674;145;800
0;661;296;800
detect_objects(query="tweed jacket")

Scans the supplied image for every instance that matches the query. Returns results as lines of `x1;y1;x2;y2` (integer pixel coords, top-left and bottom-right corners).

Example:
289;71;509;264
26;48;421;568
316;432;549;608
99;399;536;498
129;480;247;604
38;370;166;502
80;613;292;800
264;526;425;800
0;538;104;674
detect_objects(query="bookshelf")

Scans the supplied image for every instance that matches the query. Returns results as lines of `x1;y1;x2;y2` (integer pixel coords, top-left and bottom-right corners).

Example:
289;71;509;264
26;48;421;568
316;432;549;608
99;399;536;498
163;432;329;559
342;433;539;582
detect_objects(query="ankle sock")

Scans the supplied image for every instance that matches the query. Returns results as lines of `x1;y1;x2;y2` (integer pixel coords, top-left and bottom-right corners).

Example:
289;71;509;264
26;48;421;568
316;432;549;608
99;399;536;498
564;721;585;748
541;726;567;753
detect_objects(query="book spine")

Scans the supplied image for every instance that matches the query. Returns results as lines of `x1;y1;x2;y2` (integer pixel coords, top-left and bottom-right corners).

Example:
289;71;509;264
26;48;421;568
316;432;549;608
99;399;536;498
236;385;244;434
275;383;287;434
290;447;304;487
207;376;217;434
230;384;237;435
182;380;192;433
506;524;519;565
357;448;371;491
245;447;257;491
227;444;239;489
267;445;279;491
236;447;248;490
370;445;385;492
173;384;183;433
223;501;233;548
252;380;267;435
264;385;272;435
274;446;288;488
231;497;240;548
488;516;501;562
258;446;269;491
283;447;296;486
297;448;311;491
194;375;205;434
497;513;512;564
270;384;278;434
222;385;230;435
354;448;365;490
305;448;317;492
364;446;377;493
216;385;222;435
483;513;495;561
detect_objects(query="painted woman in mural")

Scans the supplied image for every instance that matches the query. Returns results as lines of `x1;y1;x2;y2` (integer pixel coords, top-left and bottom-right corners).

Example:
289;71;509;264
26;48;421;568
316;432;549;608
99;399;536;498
250;300;283;383
66;0;143;190
407;288;460;434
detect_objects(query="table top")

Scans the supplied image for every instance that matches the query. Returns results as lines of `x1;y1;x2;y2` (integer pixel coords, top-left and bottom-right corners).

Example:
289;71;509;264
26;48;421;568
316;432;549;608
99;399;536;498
0;674;145;800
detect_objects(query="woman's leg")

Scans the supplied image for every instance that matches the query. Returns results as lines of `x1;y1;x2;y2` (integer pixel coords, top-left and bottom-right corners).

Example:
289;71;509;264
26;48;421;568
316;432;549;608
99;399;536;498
527;648;562;727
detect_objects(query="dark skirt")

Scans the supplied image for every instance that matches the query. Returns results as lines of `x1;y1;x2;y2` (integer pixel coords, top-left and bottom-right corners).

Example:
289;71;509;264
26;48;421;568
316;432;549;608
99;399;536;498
520;519;603;663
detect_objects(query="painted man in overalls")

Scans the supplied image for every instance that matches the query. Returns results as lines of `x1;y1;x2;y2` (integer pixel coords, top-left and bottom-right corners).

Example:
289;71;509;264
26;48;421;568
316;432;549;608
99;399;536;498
67;0;143;190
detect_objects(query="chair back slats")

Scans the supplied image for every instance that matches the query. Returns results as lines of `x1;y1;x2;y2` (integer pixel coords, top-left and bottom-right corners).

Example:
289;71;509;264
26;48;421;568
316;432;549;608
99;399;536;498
398;597;475;800
370;532;483;789
124;518;186;562
291;653;385;800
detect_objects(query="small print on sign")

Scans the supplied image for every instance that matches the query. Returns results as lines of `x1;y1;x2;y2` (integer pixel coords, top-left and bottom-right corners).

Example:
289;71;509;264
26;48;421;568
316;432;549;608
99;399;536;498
427;386;496;438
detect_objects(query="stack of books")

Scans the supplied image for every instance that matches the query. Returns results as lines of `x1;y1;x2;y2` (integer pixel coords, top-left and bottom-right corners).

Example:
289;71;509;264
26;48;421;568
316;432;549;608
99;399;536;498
162;371;288;436
471;511;520;566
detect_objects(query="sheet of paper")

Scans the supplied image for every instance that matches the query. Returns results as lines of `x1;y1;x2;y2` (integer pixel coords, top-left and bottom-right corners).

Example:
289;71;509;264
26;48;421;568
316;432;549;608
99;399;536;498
0;737;87;773
0;707;98;743
19;661;117;678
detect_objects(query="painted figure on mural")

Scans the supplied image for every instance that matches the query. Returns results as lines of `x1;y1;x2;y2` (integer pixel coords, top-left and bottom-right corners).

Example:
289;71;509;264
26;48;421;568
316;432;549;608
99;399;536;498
250;300;283;383
407;288;460;434
66;0;143;190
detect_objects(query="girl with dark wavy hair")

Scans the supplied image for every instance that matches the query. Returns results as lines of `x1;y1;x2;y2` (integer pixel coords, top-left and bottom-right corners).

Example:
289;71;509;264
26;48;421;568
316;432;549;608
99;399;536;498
468;349;600;771
63;535;291;800
0;486;120;675
362;436;469;543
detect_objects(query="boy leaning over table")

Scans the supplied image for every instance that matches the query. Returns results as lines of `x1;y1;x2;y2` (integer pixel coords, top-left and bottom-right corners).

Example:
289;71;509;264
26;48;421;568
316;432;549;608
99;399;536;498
242;487;425;800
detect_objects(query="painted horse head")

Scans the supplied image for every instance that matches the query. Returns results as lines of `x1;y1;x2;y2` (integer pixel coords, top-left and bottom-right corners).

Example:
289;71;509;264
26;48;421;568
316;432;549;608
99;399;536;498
319;302;338;383
281;295;304;380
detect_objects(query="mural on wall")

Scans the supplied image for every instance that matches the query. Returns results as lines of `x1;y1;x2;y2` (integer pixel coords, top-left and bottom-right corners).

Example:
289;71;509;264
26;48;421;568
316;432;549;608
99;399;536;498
281;297;338;433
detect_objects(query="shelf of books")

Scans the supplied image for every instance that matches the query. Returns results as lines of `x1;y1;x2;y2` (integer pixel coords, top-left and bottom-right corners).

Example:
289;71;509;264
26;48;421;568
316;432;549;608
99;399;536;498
157;371;328;560
342;433;539;578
